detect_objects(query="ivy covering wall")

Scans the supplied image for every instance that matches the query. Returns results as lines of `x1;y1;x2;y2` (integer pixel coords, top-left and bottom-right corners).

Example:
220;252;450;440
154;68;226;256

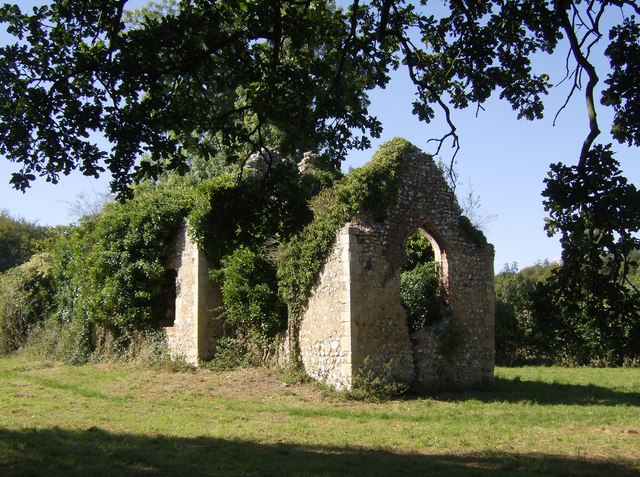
0;138;437;364
277;138;413;319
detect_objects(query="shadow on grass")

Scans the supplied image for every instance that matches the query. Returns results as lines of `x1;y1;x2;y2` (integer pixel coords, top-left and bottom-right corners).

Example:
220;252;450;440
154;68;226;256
409;377;640;407
0;427;638;477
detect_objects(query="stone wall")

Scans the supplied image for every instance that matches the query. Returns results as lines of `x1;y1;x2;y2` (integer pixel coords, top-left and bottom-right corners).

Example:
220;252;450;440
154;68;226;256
298;228;353;388
298;142;494;389
164;223;222;365
161;141;494;386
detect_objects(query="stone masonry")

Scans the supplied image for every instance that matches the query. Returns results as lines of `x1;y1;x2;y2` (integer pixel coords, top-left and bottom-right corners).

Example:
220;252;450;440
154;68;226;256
163;140;494;387
164;223;222;365
298;143;495;389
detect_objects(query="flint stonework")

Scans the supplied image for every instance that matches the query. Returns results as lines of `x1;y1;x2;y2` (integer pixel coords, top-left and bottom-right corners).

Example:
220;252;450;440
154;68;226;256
298;144;495;389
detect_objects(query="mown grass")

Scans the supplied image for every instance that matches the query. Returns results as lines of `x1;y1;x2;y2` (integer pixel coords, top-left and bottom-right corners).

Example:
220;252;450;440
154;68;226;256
0;355;638;476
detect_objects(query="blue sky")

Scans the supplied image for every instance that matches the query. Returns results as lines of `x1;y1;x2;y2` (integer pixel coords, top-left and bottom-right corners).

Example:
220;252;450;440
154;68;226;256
1;1;639;271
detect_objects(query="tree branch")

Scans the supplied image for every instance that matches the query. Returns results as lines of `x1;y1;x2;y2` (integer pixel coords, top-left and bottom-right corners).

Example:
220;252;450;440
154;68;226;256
555;0;601;172
396;30;460;185
608;0;640;15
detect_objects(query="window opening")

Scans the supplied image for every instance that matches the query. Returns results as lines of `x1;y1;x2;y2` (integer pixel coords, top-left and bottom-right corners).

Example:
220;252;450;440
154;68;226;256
400;228;447;332
159;268;178;327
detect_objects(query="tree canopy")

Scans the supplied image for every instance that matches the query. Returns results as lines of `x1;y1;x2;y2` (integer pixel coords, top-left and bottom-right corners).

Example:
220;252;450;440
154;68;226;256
1;0;638;191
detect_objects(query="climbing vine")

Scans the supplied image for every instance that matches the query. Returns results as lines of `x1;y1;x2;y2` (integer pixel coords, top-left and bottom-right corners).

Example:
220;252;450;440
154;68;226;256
278;138;413;319
64;181;195;336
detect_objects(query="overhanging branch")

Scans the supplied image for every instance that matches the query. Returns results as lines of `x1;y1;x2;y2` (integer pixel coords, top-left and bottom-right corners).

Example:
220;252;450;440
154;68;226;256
555;0;601;171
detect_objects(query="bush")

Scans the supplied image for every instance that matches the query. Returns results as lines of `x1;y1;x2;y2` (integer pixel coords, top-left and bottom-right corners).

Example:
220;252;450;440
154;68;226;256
83;183;194;334
400;262;441;332
214;246;287;339
8;180;195;361
533;276;640;366
0;253;54;354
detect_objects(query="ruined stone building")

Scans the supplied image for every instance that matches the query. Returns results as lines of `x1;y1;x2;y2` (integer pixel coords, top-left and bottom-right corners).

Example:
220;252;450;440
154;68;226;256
164;140;495;389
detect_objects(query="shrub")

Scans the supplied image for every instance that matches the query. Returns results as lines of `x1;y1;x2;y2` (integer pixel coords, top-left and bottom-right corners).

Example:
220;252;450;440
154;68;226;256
84;183;194;334
400;229;441;332
0;253;54;354
214;246;287;339
403;228;435;271
189;166;312;366
400;262;441;332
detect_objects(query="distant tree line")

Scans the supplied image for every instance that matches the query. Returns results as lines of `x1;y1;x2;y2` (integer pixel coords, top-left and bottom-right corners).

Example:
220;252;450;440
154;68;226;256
0;210;49;273
495;257;640;367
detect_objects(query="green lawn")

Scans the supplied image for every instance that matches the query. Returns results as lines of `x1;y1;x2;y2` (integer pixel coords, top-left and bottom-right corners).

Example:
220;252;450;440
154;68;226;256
0;355;638;476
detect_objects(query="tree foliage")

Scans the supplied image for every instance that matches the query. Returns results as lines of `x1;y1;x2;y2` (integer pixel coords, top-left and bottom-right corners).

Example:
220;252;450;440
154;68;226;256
539;147;640;365
0;0;384;194
495;258;640;366
494;262;545;365
2;1;638;192
0;210;48;273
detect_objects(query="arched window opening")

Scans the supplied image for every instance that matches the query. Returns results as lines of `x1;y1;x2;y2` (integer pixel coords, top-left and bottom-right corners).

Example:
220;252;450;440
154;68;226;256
400;228;448;333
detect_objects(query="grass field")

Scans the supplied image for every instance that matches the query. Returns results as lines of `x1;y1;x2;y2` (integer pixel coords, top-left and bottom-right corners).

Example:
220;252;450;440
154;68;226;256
0;355;638;476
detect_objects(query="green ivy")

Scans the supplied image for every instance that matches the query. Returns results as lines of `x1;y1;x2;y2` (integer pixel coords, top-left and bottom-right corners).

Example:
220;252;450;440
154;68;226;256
458;215;487;246
278;138;413;319
188;165;312;265
52;182;195;338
